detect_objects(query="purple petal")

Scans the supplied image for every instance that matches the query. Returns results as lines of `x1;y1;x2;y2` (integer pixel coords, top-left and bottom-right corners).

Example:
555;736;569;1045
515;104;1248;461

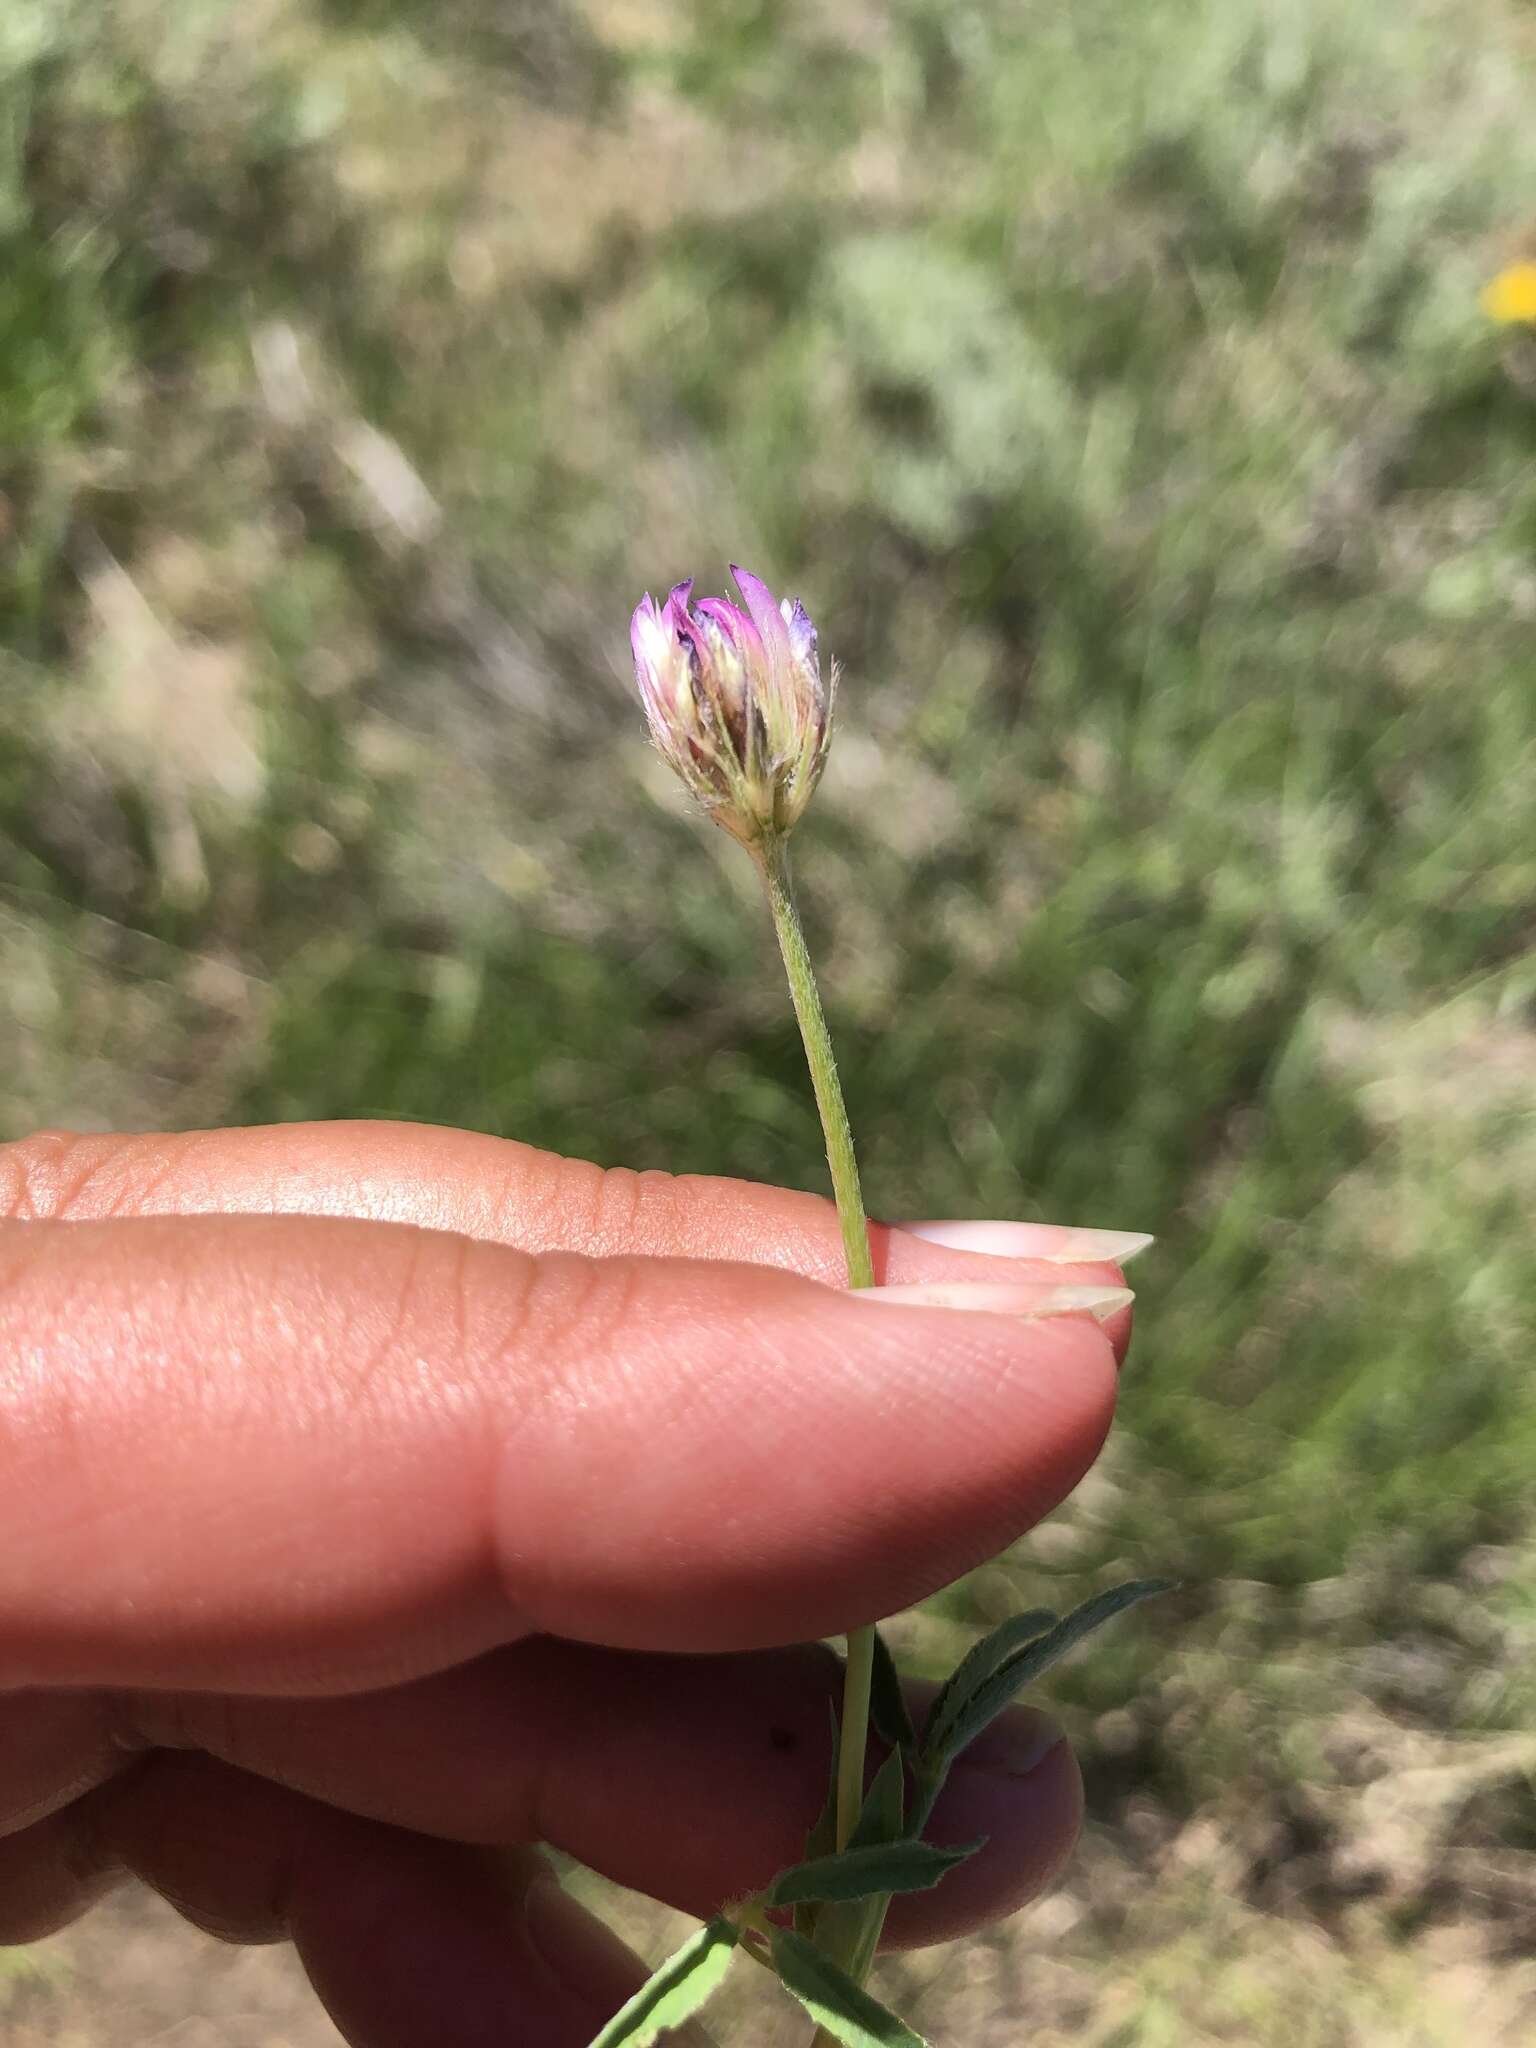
782;596;819;676
663;579;696;632
730;565;792;678
695;595;765;668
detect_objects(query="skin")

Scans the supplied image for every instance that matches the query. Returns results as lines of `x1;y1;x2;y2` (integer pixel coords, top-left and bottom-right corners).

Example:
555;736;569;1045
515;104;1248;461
0;1120;1134;2046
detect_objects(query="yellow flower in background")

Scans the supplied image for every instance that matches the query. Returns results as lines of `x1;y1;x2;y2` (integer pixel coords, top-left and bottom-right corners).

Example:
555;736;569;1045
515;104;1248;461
1481;261;1536;326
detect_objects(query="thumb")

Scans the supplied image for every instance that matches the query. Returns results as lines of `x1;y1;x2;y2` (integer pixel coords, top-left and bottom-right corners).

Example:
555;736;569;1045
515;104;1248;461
1;1211;1117;1689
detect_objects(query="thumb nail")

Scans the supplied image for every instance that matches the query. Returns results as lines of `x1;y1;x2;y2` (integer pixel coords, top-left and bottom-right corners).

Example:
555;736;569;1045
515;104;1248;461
852;1281;1133;1323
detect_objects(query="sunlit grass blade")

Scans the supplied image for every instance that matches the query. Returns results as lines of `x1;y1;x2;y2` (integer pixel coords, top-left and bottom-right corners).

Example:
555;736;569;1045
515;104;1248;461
588;1918;738;2048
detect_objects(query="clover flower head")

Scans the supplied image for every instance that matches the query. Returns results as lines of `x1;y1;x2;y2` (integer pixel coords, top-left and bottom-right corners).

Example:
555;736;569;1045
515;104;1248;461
630;566;835;850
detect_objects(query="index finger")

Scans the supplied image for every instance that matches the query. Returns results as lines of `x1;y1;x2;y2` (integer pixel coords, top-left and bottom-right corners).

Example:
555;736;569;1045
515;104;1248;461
1;1121;1140;1329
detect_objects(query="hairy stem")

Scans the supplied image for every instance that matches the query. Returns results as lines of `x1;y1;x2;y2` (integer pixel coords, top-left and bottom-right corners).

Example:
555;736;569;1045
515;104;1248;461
759;838;883;2044
759;839;875;1297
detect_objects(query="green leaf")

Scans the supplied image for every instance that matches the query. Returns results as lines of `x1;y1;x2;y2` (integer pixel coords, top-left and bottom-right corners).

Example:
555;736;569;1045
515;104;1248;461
803;1784;839;1863
794;1895;824;1941
848;1748;906;1850
766;1837;983;1910
921;1606;1056;1757
815;1892;885;1988
868;1627;916;1753
807;1756;905;1985
814;1891;883;1995
930;1580;1175;1769
588;1918;737;2048
795;1702;843;1939
768;1927;931;2047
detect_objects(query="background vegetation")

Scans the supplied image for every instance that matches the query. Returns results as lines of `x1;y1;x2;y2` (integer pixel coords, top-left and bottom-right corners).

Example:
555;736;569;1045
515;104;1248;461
3;0;1535;2039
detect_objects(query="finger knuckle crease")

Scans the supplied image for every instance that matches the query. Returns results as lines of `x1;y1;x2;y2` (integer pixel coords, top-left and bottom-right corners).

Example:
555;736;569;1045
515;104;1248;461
0;1131;111;1222
598;1163;689;1255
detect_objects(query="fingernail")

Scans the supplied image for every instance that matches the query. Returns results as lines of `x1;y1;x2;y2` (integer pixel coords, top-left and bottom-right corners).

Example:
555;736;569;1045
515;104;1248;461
952;1704;1066;1779
900;1221;1155;1266
853;1281;1133;1323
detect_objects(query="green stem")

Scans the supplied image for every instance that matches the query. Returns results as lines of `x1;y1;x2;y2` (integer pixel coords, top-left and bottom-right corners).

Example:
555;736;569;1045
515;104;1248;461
758;836;883;2046
758;839;875;1295
760;837;876;1844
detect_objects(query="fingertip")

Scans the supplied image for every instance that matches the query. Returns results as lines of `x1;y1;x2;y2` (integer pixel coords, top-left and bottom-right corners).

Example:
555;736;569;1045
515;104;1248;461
296;1835;663;2048
881;1709;1082;1949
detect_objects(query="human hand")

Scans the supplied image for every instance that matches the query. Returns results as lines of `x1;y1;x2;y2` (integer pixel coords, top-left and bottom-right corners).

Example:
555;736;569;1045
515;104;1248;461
0;1120;1135;2046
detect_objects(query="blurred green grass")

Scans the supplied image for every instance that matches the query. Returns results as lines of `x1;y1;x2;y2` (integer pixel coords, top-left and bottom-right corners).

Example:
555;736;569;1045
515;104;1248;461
4;0;1536;2036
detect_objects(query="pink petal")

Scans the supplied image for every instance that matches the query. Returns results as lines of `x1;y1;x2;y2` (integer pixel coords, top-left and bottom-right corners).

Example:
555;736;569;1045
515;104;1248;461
663;579;696;633
695;595;765;668
729;565;792;678
629;592;660;673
